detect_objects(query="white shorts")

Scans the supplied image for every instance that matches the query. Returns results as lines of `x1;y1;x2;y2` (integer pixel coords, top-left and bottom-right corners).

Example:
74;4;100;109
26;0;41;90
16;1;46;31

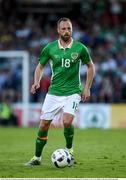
40;93;81;121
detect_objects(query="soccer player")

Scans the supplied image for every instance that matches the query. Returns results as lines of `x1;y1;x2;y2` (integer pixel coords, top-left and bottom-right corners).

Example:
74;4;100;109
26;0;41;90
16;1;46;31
25;17;95;166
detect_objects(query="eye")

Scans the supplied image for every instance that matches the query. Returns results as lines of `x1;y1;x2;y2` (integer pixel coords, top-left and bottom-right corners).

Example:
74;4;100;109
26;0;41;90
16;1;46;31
62;28;66;30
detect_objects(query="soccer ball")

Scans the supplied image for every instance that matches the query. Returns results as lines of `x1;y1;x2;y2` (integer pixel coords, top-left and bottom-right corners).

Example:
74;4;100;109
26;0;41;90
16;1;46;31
51;148;71;168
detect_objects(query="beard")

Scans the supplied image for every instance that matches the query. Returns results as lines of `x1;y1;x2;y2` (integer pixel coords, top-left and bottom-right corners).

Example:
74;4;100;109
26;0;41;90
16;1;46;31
61;34;71;42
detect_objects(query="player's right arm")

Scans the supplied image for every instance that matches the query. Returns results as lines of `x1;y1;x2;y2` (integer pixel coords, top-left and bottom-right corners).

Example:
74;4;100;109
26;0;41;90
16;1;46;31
31;63;44;94
31;44;50;94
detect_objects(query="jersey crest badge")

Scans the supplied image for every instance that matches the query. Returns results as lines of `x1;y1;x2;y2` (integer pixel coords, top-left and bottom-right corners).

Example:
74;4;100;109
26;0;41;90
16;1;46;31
71;52;78;62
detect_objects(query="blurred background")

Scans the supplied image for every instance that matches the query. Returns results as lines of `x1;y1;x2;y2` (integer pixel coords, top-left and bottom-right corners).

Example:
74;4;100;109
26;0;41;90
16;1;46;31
0;0;126;128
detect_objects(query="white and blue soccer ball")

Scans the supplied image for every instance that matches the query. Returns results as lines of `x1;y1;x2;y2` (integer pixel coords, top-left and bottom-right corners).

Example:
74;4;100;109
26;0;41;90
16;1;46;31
51;148;71;168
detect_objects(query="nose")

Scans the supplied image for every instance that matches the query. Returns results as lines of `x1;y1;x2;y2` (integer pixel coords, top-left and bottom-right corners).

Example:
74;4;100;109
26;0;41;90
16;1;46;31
65;29;69;34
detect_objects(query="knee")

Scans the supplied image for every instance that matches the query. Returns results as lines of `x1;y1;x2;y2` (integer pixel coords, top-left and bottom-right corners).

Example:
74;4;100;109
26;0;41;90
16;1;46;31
63;118;72;128
39;120;50;131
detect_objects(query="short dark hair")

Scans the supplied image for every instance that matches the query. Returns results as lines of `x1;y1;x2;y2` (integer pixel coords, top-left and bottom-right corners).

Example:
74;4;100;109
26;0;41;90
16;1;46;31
57;17;71;27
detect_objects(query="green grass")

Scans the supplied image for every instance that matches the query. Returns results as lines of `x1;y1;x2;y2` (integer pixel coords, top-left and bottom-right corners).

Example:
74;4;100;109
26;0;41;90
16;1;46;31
0;127;126;178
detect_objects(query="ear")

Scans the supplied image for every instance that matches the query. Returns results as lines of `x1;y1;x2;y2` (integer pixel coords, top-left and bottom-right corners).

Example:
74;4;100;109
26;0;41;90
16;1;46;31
57;27;60;34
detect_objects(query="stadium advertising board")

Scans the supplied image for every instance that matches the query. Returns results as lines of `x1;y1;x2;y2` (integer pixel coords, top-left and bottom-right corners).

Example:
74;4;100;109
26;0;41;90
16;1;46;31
111;105;126;128
74;104;111;129
13;104;111;128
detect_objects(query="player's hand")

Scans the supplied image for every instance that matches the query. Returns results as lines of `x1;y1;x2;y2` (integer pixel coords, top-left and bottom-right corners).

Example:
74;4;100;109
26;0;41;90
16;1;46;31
81;88;90;102
31;83;40;94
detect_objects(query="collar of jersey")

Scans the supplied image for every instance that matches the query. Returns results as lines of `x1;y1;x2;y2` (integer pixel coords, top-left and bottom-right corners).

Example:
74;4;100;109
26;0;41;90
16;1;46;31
58;38;73;50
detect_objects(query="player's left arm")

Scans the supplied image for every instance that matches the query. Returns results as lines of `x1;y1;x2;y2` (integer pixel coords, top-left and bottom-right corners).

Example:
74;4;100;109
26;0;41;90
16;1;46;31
80;44;95;102
81;60;95;102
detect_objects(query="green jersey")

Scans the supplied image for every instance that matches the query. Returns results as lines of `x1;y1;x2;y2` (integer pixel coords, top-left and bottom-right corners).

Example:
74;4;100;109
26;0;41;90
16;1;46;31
39;39;91;96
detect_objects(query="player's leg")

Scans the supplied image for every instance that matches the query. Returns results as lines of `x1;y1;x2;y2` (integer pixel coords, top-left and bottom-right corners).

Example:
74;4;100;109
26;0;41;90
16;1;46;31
25;94;63;166
63;113;75;164
35;119;51;159
25;119;51;166
63;113;74;150
63;94;81;165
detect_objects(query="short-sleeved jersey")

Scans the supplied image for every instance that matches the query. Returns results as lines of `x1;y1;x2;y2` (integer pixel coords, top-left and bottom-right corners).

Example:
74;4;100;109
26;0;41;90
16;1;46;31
39;40;91;96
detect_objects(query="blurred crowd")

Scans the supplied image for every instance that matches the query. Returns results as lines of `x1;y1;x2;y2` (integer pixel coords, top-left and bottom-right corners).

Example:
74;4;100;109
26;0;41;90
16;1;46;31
0;0;126;103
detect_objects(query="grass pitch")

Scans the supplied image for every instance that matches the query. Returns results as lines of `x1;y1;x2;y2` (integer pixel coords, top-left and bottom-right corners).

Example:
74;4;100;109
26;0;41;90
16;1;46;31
0;127;126;178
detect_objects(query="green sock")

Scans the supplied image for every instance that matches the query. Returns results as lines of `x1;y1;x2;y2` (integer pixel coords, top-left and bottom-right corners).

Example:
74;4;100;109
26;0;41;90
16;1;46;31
35;130;48;157
64;125;74;149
